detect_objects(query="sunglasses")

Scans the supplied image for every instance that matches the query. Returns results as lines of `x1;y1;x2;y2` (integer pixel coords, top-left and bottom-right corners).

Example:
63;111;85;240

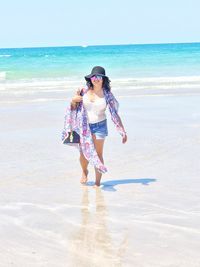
90;75;103;81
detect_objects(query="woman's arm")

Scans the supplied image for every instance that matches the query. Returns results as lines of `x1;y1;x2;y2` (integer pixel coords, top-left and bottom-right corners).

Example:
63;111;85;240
106;90;127;143
116;113;126;132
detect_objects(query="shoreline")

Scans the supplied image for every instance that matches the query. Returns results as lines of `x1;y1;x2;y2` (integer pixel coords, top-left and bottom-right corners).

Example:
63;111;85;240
1;74;200;105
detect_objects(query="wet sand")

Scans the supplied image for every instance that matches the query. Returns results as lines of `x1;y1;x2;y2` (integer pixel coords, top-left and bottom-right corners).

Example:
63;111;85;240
0;89;200;266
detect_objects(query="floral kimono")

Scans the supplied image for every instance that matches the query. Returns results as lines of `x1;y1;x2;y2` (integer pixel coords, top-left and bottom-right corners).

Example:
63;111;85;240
61;86;126;174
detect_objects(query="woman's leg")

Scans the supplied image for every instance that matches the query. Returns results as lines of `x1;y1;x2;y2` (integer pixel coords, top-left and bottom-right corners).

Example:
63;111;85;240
92;134;105;186
79;151;89;184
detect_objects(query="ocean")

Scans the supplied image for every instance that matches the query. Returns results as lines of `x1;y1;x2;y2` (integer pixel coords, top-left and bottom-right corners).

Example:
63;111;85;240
0;42;200;102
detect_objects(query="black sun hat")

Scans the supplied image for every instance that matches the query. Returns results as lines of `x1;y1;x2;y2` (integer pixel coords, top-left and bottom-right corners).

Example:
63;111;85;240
84;66;109;81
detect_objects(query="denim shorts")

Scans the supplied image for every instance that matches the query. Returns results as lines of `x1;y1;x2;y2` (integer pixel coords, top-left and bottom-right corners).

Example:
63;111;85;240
89;119;108;139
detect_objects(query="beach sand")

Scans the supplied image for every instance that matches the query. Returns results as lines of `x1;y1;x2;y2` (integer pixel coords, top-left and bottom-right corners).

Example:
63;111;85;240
0;87;200;267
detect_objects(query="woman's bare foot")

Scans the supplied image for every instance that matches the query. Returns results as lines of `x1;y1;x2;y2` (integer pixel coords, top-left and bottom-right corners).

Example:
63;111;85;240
80;170;88;184
93;182;101;188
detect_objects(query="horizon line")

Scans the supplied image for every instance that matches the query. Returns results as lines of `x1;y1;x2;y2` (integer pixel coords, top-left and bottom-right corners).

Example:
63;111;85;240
0;41;200;50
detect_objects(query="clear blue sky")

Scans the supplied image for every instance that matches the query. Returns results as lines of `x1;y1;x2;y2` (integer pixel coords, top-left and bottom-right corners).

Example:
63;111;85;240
0;0;200;48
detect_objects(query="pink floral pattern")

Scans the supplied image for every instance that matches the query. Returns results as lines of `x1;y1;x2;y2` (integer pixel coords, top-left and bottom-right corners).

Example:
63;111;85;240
61;86;126;173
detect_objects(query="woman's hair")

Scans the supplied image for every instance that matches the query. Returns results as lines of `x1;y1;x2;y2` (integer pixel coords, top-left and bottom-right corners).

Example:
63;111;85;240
86;77;111;92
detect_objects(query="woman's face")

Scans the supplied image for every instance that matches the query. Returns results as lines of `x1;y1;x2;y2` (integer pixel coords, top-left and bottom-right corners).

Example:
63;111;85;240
90;75;103;86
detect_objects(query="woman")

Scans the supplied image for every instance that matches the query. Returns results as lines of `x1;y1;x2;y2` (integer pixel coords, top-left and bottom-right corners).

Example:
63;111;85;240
62;66;127;187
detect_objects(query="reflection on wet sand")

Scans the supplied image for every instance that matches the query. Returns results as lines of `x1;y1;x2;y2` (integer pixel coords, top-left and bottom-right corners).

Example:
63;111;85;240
69;187;128;267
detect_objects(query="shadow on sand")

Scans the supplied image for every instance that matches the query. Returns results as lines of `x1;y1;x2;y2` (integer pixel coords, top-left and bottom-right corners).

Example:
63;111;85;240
86;178;156;191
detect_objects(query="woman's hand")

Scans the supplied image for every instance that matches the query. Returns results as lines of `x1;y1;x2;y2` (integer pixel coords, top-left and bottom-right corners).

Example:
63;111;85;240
122;133;127;144
71;95;82;104
71;88;83;107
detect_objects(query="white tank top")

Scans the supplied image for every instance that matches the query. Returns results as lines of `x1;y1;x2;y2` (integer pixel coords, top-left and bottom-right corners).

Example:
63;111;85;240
83;93;107;124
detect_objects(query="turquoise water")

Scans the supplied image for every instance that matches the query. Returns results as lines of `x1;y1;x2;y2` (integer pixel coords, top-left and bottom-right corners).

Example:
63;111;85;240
0;42;200;81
